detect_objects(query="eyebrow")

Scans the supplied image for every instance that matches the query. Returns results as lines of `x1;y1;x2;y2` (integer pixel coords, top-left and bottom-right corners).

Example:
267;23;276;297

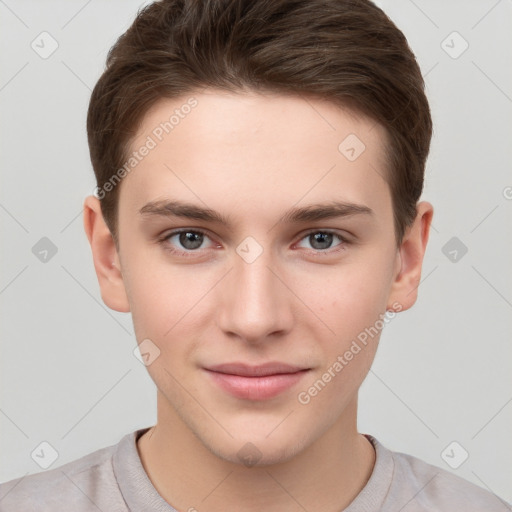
139;199;374;225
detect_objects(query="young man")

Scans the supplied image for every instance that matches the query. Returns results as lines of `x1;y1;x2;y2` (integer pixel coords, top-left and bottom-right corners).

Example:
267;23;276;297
0;0;509;510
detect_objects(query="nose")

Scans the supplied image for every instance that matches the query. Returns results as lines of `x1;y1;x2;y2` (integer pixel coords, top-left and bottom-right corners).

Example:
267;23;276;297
215;247;294;344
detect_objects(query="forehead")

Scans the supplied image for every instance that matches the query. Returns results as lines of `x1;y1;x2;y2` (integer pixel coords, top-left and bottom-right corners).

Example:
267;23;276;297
120;89;391;218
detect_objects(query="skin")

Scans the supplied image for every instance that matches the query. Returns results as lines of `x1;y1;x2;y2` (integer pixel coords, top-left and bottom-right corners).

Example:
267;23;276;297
84;89;433;511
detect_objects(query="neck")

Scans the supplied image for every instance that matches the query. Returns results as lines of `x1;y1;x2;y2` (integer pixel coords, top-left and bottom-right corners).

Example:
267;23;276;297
137;392;375;512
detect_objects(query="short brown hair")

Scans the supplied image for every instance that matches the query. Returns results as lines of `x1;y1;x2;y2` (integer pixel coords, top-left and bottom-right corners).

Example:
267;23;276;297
87;0;432;246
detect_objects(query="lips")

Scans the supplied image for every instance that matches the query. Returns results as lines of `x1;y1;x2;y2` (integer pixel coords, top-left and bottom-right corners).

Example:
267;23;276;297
204;362;310;400
206;362;307;377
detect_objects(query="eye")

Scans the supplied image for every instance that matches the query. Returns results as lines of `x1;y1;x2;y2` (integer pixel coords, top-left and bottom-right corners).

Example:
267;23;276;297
296;230;347;252
160;229;217;255
159;228;349;257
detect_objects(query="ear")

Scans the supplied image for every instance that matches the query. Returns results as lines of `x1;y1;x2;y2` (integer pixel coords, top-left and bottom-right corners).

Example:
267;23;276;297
387;201;434;312
83;195;130;313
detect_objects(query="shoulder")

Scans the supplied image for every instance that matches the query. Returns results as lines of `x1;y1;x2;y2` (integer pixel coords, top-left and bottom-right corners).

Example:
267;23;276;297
384;442;509;511
0;440;123;512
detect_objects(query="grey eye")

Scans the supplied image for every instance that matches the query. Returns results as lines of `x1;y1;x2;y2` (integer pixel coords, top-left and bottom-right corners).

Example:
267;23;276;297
177;231;204;250
308;232;334;250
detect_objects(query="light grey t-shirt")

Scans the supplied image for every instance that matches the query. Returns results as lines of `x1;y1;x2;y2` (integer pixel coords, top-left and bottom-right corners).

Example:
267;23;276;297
0;427;508;511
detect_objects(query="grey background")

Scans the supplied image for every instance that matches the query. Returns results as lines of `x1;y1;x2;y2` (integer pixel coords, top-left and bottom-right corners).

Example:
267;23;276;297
1;0;511;503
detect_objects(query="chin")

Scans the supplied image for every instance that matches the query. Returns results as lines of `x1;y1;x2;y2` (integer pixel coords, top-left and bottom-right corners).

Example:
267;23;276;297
198;424;315;468
216;439;304;468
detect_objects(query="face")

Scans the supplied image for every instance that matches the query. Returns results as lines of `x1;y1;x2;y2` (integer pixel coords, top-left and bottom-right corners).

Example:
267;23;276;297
113;89;404;465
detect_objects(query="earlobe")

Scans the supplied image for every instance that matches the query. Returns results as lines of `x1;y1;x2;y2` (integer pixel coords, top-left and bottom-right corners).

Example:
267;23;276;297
83;195;130;313
387;201;434;312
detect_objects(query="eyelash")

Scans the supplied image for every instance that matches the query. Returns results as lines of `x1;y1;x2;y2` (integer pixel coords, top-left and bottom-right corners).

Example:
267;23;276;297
158;228;350;258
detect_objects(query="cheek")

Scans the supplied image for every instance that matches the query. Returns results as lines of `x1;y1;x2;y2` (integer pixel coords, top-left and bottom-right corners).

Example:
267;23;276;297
311;258;394;342
125;266;200;397
125;272;170;339
119;229;198;328
122;246;218;376
128;271;197;343
296;267;389;411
